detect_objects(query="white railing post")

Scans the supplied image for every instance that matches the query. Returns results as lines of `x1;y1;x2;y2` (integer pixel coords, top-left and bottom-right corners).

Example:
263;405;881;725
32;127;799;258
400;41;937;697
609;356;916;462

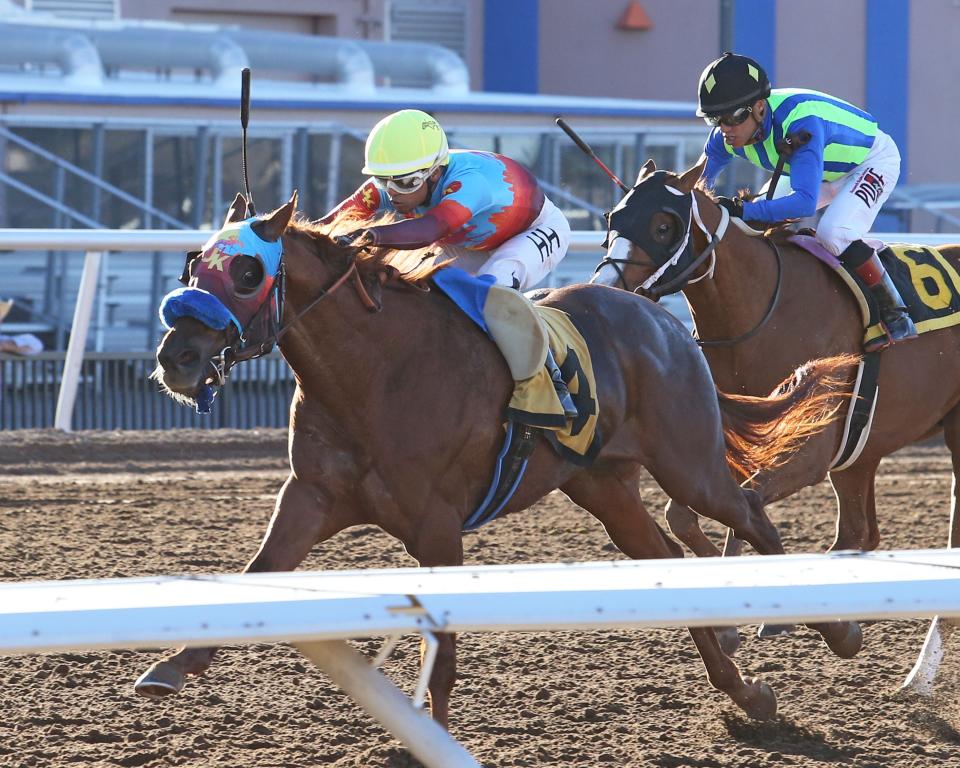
54;250;102;432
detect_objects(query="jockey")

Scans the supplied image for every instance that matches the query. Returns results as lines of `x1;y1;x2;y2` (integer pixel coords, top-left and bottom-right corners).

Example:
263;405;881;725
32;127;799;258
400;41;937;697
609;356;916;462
324;108;576;415
694;51;917;352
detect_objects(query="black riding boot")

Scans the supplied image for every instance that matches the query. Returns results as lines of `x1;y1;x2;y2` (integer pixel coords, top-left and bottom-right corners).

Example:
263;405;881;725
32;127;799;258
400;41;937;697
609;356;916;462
866;269;918;352
840;240;918;352
545;348;578;418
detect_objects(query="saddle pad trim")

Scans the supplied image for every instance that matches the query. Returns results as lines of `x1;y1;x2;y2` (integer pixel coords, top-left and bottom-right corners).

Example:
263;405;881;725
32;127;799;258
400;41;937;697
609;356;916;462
829;351;880;471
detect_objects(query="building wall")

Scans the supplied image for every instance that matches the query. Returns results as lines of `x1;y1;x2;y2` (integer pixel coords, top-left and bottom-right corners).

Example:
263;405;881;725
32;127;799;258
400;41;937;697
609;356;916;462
909;0;960;184
535;0;718;100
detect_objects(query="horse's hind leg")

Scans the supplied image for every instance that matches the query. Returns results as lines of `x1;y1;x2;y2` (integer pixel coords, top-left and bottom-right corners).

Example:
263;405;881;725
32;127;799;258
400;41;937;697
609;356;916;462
562;465;776;720
904;407;960;693
664;500;722;557
135;475;352;699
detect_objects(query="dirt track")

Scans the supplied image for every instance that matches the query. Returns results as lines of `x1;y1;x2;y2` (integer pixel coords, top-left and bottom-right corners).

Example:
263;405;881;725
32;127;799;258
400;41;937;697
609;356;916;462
1;430;959;767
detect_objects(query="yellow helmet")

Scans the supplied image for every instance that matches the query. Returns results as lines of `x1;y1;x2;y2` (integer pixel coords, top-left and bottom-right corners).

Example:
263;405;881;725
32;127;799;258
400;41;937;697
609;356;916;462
362;109;449;177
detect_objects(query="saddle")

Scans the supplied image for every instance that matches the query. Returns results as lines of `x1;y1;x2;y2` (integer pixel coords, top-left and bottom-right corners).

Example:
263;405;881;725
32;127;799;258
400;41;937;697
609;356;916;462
789;234;960;469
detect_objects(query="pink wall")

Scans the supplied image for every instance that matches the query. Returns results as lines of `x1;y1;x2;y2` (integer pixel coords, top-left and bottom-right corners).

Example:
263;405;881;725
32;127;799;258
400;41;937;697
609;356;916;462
537;0;718;100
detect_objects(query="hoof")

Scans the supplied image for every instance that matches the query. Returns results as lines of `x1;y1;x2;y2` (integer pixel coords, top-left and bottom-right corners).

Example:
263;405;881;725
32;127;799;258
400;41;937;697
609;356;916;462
737;676;778;721
821;620;863;659
716;627;741;656
758;623;796;639
134;661;186;700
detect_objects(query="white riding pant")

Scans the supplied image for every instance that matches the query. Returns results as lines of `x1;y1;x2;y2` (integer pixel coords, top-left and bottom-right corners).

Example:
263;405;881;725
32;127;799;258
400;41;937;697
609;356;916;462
435;196;571;291
762;130;901;256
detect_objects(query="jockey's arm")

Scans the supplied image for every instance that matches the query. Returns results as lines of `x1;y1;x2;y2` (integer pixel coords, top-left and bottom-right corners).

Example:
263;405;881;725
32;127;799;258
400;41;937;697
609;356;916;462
740;124;823;222
361;198;475;249
319;181;382;225
701;132;733;189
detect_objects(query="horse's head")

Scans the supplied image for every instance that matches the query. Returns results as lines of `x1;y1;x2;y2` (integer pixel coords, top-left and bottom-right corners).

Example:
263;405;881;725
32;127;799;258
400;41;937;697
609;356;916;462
591;158;728;298
154;192;296;407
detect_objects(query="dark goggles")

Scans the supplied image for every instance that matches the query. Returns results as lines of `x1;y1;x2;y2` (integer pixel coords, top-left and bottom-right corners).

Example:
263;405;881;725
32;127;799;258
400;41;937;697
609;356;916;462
703;105;753;128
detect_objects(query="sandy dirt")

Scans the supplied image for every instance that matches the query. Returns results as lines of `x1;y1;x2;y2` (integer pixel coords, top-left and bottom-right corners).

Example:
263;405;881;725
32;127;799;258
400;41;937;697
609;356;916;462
1;429;959;767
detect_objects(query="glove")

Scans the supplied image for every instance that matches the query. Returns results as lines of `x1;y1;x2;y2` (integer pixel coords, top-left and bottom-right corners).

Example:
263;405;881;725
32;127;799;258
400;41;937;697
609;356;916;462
715;196;744;219
334;229;376;249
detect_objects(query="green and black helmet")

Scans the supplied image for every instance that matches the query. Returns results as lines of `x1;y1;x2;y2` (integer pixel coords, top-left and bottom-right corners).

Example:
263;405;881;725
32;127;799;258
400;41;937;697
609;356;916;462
696;52;771;117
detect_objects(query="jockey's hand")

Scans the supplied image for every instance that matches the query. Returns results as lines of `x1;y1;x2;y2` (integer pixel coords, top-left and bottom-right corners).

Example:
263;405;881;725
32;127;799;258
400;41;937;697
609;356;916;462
334;229;376;249
716;196;744;219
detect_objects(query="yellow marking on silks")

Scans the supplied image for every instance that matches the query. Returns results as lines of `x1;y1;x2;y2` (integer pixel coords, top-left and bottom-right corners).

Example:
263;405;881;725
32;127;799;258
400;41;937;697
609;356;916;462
362;187;374;207
748;64;759;81
705;73;717;93
202;249;229;272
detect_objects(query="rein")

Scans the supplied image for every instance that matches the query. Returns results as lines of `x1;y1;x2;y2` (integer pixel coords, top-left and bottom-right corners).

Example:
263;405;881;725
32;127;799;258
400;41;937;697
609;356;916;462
694;237;783;348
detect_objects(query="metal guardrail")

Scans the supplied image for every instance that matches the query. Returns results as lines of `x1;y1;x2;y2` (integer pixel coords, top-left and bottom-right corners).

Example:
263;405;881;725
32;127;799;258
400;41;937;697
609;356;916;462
1;229;956;431
0;351;294;430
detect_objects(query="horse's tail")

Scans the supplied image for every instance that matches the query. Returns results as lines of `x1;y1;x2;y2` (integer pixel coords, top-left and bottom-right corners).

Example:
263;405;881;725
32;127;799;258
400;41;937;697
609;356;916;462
719;354;858;481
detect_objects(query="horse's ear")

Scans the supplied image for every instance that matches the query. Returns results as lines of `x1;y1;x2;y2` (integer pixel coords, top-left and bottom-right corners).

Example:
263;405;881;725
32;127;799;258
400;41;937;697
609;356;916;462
223;193;248;228
636;159;656;185
257;191;298;242
677;157;707;192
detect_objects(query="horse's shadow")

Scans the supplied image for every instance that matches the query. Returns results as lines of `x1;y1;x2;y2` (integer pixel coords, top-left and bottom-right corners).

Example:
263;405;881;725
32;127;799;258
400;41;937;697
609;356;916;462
721;712;859;762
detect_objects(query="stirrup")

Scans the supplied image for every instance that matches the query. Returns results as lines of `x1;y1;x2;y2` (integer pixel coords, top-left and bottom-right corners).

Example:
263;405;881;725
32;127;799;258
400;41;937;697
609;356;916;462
545;348;577;418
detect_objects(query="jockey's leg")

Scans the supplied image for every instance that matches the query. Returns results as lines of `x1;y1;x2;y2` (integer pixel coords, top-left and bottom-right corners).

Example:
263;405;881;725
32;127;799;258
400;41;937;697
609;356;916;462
839;240;917;351
815;131;910;351
479;196;576;416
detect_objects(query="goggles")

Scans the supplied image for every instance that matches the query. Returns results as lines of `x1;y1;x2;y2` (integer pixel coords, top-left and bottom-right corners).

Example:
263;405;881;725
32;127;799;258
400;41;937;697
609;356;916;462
703;105;753;128
370;150;446;195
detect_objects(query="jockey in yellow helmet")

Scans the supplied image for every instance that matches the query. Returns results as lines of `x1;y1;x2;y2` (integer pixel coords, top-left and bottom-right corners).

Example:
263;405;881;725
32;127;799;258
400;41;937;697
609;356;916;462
323;109;576;417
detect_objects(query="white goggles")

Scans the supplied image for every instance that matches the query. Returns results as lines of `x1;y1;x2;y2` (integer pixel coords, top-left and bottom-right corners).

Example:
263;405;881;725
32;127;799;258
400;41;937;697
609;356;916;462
371;168;433;195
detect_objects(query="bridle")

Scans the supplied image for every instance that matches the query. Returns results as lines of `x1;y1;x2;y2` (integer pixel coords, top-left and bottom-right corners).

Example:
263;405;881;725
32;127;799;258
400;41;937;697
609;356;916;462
594;188;784;348
203;244;383;386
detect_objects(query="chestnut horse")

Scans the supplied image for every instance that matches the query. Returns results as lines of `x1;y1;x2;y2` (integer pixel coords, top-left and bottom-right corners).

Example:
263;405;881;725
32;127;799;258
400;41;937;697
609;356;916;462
138;192;860;723
592;159;960;658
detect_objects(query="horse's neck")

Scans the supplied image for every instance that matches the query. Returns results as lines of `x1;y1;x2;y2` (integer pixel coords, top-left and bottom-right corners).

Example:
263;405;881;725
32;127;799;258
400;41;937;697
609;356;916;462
278;267;487;414
683;226;781;338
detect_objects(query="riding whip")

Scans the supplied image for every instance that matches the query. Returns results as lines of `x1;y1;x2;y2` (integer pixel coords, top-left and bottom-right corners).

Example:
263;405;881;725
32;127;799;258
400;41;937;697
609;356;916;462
555;117;629;192
240;67;256;216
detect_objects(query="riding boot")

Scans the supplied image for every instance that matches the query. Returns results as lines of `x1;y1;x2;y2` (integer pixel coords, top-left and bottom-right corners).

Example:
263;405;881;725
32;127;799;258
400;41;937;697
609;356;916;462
840;240;918;352
545;347;578;418
865;269;918;351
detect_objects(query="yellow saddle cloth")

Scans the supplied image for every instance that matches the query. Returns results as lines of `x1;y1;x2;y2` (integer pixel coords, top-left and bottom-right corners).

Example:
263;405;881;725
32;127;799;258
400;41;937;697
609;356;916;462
505;306;601;465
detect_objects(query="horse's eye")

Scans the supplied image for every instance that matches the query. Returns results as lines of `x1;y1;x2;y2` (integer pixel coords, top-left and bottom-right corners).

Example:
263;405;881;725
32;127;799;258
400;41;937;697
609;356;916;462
656;222;671;237
230;255;265;296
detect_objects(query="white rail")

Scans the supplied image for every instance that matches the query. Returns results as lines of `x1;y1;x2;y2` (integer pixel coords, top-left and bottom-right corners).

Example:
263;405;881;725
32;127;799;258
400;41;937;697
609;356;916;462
0;229;957;430
1;549;959;767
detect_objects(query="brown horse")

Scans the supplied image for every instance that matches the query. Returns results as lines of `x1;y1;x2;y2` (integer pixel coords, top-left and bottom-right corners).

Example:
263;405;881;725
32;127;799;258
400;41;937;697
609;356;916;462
138;192;861;723
592;160;960;566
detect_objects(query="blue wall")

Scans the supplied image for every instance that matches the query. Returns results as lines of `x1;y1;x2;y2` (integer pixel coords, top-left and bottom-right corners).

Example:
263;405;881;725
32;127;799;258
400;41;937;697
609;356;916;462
732;0;776;85
483;0;539;93
866;0;909;177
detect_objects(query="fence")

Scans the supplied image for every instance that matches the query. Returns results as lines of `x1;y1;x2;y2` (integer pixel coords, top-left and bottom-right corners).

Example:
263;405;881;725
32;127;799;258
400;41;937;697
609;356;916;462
0;229;956;431
0;351;294;430
2;548;960;767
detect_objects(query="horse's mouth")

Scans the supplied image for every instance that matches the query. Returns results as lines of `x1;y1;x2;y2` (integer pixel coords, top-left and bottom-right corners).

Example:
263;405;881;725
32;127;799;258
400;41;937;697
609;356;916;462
150;361;218;404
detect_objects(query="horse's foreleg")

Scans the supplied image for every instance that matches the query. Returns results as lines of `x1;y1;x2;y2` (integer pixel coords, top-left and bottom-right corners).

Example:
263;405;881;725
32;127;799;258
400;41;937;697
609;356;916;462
135;474;349;699
827;462;879;551
406;515;464;728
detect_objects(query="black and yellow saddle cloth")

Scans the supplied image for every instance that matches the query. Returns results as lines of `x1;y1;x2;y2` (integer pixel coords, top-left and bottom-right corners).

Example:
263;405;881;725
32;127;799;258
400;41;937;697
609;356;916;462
790;235;960;343
462;307;602;532
790;236;960;470
506;306;601;464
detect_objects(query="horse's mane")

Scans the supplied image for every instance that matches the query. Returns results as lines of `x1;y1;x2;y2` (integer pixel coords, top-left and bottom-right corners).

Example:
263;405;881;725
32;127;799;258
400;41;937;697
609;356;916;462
287;210;447;285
